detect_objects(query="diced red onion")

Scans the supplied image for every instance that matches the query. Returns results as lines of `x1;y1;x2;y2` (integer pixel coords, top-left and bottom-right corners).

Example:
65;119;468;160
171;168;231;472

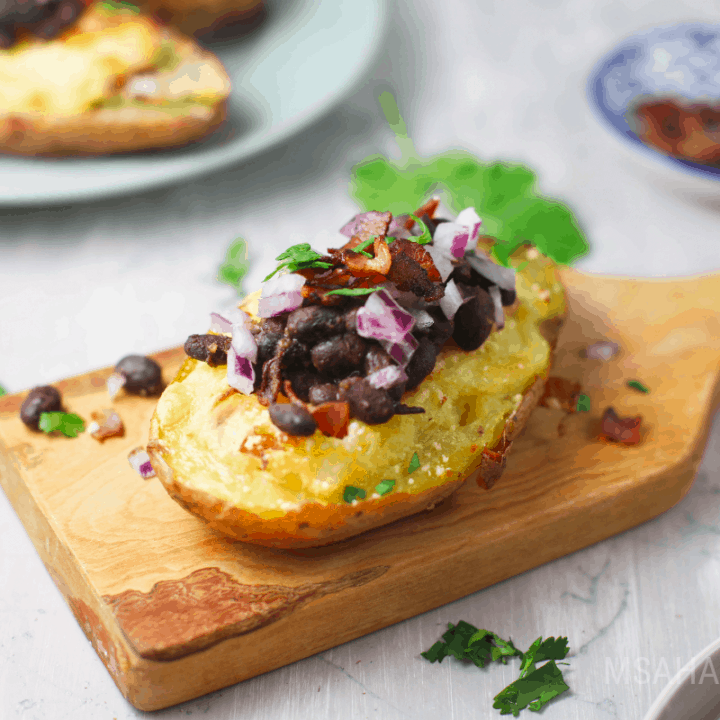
367;365;408;390
380;332;419;367
585;341;619;361
128;447;155;479
209;312;232;334
106;371;126;400
356;288;415;343
407;307;434;331
433;222;471;260
258;273;306;318
231;313;257;363
386;214;414;239
425;244;454;281
465;251;516;291
456;207;483;245
339;211;390;238
227;347;255;394
489;285;505;330
88;409;124;442
439;279;466;321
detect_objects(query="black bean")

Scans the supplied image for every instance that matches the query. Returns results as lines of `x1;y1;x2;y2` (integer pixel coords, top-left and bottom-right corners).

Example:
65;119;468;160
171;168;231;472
286;306;345;344
364;345;394;375
20;386;63;431
387;381;406;402
281;338;311;370
256;330;283;367
268;403;317;437
452;285;494;352
286;371;320;403
344;307;360;333
262;316;286;333
425;307;454;349
114;355;163;396
451;259;516;306
311;333;367;377
343;379;395;425
184;334;231;366
309;383;338;405
405;339;438;391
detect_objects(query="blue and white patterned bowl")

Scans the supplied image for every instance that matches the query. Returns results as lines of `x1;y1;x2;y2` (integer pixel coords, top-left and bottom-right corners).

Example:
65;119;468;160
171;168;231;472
587;22;720;182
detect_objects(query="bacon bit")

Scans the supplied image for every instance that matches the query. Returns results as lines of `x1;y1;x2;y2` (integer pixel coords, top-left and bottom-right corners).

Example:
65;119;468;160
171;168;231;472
88;409;125;442
282;380;304;405
258;338;291;406
342;237;392;276
477;447;508;489
540;377;582;413
600;407;642;445
311;402;350;438
387;239;444;301
414;197;440;220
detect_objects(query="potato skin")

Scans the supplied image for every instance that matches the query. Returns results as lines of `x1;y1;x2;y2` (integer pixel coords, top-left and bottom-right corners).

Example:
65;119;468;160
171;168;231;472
147;246;566;548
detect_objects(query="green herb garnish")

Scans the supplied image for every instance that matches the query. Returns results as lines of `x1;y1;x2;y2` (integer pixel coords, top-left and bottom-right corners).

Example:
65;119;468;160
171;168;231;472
325;287;380;297
38;412;85;438
343;486;366;503
350;93;589;267
375;479;395;496
352;236;376;256
408;215;432;244
407;452;420;474
0;384;6;397
97;0;141;14
422;623;571;716
263;243;332;282
627;380;649;394
576;394;591;413
218;237;250;295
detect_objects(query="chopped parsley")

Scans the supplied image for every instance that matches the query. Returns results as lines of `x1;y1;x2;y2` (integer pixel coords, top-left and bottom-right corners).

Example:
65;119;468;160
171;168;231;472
422;622;571;716
576;394;591;413
0;384;6;397
407;452;420;474
325;287;380;297
352;236;376;256
350;93;589;267
218;237;250;296
97;0;141;14
408;215;432;244
375;479;395;496
263;243;332;281
343;486;366;503
38;412;85;438
627;379;649;394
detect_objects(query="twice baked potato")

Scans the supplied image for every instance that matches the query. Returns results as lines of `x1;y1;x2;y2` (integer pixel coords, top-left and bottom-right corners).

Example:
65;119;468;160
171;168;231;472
0;1;230;155
148;206;565;548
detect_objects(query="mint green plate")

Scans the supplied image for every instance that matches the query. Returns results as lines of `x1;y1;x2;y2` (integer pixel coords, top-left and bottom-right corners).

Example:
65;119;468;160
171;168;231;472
0;0;389;206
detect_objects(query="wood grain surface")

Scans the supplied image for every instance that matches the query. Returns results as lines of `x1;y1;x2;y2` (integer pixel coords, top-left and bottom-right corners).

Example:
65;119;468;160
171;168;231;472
1;268;719;712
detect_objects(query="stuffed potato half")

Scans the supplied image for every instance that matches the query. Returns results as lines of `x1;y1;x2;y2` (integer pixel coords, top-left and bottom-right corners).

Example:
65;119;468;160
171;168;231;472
147;237;564;548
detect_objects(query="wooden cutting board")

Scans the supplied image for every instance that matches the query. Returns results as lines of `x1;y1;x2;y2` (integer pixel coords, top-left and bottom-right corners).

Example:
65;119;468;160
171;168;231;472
1;268;720;712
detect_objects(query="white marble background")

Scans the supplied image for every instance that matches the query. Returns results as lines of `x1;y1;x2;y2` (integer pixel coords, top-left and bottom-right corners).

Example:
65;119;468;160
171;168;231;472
2;0;720;718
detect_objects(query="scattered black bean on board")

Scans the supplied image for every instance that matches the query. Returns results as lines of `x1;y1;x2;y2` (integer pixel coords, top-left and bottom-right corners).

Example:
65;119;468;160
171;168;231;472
20;385;63;431
114;355;164;396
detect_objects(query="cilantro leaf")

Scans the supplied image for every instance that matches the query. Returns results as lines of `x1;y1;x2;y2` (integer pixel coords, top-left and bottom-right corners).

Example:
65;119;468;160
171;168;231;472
325;287;380;297
374;479;395;496
343;486;366;503
0;384;6;397
218;237;250;295
263;243;332;281
407;452;420;474
351;94;589;267
518;636;569;678
38;412;85;438
493;660;569;716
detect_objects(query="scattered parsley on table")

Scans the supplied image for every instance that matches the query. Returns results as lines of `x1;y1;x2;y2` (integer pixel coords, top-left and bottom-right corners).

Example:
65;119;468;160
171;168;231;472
576;394;591;412
627;380;649;394
422;621;571;716
218;237;250;295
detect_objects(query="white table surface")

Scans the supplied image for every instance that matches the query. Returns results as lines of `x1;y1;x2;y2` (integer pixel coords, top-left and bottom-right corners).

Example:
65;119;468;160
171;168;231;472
2;0;720;718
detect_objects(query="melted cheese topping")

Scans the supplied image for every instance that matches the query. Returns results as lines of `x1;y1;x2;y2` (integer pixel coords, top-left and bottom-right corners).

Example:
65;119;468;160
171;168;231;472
0;8;161;117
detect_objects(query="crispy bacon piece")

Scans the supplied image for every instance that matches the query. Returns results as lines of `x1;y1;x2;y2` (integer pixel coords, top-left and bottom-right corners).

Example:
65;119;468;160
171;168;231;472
341;237;392;277
414;197;440;220
311;402;350;438
386;238;444;302
257;337;292;406
600;407;642;445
